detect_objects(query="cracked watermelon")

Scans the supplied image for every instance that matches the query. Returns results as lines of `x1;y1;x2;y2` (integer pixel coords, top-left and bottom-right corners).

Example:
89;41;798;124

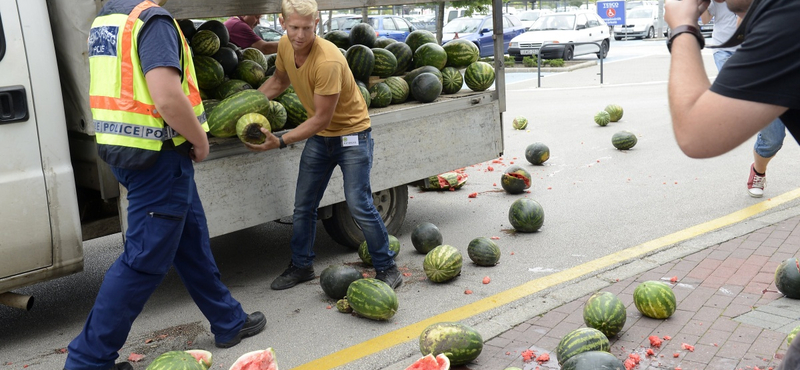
776;257;800;299
500;165;531;194
419;322;483;366
146;351;205;370
228;348;278;370
405;353;450;370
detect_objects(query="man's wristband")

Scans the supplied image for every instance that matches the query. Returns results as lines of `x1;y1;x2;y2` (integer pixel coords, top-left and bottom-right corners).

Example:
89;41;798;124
667;25;705;53
278;135;287;149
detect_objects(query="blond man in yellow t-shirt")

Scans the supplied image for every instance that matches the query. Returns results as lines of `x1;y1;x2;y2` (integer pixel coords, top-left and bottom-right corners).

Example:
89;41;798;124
248;0;402;291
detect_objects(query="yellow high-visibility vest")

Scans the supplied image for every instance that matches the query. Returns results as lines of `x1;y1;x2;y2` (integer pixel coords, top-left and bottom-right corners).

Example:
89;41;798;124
89;0;207;166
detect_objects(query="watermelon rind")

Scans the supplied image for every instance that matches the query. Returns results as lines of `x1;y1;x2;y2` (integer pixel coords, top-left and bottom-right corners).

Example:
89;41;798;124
443;39;480;68
235;113;270;145
208;89;271;138
347;278;399;320
604;104;624;122
508;198;544;233
788;324;800;345
423;245;462;283
404;353;450;370
259;100;287;132
193;55;225;90
197;20;230;47
228;348;277;370
441;67;463;95
512;116;528;130
184;349;213;369
323;30;351;49
214;79;252;100
405;30;438;57
467;237;500;266
583;291;627;338
383;76;410;105
233;60;266;89
404;65;443;86
632;280;677;319
560;350;625;370
357;235;401;266
776;258;800;299
346;44;375;83
555;327;611;365
612;131;637;150
464;61;495;92
358;85;371;108
411;222;443;254
242;47;268;70
146;351;206;370
413;43;448;71
386;42;414;75
419;322;483;366
374;37;397;48
320;265;363;300
368;82;393;108
500;165;531;195
275;92;308;129
350;23;378;48
191;30;220;56
372;48;398;78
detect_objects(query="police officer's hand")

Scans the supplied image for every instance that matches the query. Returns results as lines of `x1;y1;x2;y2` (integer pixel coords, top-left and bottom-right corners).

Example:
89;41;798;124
190;141;210;162
245;128;281;152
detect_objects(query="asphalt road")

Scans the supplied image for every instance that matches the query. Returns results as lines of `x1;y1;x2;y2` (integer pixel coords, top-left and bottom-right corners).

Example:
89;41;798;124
3;39;800;370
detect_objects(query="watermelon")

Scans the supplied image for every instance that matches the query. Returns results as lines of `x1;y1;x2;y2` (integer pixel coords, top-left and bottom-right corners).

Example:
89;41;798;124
467;237;500;266
423;245;462;283
419;322;483;366
776;258;800;298
211;46;239;76
383;76;409;104
500;165;532;195
242;47;268;70
197;20;230;47
508;198;544;233
412;222;443;254
260;100;287;132
443;39;480;68
404;65;443;86
560;351;624;370
374;37;397;48
177;19;198;42
604;104;624;122
358;85;371;108
464;61;495;92
320;265;362;300
193;56;225;90
323;30;351;49
788;324;800;345
347;278;399;320
411;73;443;103
420;171;468;191
208;89;271;138
405;353;450;370
385;42;414;75
350;23;378;48
235;112;270;144
413;43;448;70
594;111;611;126
583;291;627;338
202;99;221;117
214;79;252;100
336;297;353;313
555;327;611;365
612;131;637;150
264;53;277;70
633;280;677;319
357;235;401;266
228;348;278;370
441;67;463;95
184;349;212;369
372;48;398;78
233;60;266;89
405;30;437;57
512;116;528;130
368;82;393;108
191;30;220;56
525;142;550;165
146;351;205;370
275;92;308;129
346;44;375;83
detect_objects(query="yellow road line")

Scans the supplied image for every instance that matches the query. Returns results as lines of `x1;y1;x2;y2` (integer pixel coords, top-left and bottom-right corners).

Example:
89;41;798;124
292;188;800;370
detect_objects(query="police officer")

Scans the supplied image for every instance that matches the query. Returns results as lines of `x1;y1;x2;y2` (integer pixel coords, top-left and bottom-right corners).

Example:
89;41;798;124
65;1;265;369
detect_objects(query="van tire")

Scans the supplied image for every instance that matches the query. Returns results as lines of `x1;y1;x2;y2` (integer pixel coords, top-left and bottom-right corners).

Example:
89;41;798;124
322;185;408;249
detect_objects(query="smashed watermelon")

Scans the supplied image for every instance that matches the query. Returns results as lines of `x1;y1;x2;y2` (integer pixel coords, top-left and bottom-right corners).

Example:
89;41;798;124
405;353;450;370
228;348;278;370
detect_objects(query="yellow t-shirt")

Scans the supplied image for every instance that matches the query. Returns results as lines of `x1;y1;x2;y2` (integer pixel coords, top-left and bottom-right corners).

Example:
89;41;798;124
275;35;370;136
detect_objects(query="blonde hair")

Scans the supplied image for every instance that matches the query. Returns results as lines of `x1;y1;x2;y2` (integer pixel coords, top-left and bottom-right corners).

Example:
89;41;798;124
281;0;318;19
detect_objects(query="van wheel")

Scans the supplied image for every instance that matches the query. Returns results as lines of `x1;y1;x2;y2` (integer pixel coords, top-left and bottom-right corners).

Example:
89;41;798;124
322;185;409;249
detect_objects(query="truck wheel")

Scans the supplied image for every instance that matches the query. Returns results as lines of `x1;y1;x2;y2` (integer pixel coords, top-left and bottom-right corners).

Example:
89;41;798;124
322;185;409;250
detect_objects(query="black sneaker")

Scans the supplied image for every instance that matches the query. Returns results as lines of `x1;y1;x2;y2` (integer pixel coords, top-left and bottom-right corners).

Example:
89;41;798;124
113;363;133;370
376;265;402;289
215;311;267;348
270;263;315;290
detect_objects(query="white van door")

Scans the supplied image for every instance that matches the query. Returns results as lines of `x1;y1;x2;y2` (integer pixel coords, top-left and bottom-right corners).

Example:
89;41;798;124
0;1;55;277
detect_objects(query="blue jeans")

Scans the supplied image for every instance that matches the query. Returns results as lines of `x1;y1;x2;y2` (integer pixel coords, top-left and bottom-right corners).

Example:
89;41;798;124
65;150;246;370
289;130;395;271
714;50;786;158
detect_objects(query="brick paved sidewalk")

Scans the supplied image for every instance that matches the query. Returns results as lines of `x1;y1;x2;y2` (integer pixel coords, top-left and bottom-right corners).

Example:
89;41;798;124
462;215;800;370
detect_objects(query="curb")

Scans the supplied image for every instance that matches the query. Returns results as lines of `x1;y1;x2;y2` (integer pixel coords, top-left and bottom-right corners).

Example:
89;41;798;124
504;60;598;73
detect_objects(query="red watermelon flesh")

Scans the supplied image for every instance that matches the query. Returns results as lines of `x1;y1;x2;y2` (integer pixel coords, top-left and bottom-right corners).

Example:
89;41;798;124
228;348;277;370
405;353;450;370
507;172;531;188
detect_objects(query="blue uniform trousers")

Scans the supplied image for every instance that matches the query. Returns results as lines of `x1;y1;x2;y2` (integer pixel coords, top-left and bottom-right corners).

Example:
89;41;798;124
65;150;246;370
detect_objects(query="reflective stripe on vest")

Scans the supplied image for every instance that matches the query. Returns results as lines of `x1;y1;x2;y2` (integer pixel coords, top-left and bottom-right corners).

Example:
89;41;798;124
89;0;207;154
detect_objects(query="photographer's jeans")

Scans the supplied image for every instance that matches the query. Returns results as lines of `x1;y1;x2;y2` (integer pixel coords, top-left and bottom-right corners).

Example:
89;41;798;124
714;50;785;158
288;130;395;271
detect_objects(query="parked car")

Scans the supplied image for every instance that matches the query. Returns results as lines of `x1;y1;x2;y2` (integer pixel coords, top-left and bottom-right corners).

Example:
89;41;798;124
508;11;610;61
518;9;554;29
614;6;658;40
664;17;714;38
323;15;417;42
440;14;526;57
253;25;283;42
